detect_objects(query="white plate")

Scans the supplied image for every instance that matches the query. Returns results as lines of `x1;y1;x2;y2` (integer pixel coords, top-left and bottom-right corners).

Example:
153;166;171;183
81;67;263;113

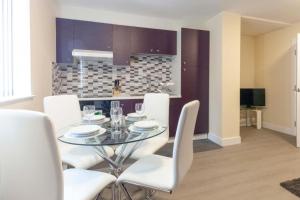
69;125;100;135
128;125;139;133
133;120;159;130
82;115;106;121
127;113;146;118
128;125;158;133
125;116;145;122
65;127;106;139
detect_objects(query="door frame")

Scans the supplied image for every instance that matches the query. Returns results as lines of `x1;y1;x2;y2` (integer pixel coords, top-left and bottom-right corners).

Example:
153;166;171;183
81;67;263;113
295;34;300;147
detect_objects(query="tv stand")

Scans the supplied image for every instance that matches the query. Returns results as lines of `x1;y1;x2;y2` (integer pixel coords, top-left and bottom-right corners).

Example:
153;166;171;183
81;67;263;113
241;107;262;129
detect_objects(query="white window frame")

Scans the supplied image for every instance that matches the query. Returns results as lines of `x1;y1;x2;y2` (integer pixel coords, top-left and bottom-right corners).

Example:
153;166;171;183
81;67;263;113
0;0;32;105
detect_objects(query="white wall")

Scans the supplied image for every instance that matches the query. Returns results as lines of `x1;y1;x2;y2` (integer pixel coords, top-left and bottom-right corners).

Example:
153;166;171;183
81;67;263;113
240;35;256;126
255;23;300;135
207;12;241;146
57;5;179;30
241;35;256;88
207;13;223;145
0;0;56;111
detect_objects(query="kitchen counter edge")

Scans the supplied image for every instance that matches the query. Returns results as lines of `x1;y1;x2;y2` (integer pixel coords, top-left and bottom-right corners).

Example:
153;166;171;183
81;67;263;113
79;95;182;101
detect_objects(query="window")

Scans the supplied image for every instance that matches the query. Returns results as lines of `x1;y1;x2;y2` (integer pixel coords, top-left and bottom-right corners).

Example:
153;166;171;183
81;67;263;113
0;0;31;100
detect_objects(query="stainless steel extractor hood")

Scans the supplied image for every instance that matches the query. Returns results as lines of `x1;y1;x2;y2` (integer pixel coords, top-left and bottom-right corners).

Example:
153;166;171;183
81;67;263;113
72;49;113;60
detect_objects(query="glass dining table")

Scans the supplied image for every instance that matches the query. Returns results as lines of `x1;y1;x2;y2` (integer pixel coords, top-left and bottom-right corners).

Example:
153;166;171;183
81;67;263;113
58;118;167;176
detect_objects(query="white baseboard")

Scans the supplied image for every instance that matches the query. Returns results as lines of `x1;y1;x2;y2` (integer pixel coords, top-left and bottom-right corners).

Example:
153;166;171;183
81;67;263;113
168;133;208;143
262;122;295;136
208;133;241;147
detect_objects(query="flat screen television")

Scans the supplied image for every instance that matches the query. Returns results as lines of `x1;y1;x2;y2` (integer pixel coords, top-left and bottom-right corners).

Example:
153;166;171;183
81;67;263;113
240;88;265;108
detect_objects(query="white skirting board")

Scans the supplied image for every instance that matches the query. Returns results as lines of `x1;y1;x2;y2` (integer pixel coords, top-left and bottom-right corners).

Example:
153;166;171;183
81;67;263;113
168;133;208;143
262;122;295;136
208;133;241;147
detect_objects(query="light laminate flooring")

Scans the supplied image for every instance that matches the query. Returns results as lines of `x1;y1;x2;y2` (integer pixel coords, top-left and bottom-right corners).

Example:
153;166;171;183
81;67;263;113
155;127;300;200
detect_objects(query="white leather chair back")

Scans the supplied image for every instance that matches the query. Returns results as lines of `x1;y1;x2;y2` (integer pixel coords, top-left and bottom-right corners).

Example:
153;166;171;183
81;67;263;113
144;93;170;138
0;110;63;200
44;95;81;134
172;100;200;187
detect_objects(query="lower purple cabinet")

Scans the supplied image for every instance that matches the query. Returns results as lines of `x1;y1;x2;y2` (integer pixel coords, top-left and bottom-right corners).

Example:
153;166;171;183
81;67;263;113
169;98;183;137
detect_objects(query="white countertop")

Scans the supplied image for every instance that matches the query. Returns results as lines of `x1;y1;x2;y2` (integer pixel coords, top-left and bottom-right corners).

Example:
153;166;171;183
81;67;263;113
79;94;182;101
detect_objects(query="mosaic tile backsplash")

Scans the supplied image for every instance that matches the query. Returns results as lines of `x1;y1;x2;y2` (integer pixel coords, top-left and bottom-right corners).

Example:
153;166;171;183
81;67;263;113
53;55;173;98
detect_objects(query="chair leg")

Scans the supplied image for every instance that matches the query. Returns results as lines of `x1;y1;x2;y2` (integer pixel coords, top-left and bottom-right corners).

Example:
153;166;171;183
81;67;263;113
96;192;103;200
112;184;116;200
145;189;155;200
112;184;122;200
120;183;134;200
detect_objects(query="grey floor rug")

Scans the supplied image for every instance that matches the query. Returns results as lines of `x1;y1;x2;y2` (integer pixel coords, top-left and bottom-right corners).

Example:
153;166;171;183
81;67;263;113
280;178;300;197
156;139;221;157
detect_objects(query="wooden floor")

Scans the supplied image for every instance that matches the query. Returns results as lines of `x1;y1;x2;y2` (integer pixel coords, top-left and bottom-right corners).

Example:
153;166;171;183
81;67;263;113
155;127;300;200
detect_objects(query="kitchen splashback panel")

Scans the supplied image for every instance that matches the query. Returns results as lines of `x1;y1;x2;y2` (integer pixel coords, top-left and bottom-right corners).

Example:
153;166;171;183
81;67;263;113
53;55;173;98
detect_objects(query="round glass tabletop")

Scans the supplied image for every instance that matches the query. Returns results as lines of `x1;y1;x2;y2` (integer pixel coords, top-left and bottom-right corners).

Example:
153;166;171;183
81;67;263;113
58;119;167;146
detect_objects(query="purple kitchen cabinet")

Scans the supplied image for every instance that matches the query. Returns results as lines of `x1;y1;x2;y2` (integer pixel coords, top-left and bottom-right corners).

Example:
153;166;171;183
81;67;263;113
56;18;74;63
148;29;162;54
119;100;134;115
56;18;177;63
169;98;183;137
131;27;152;54
183;66;209;134
181;28;209;69
131;27;177;55
181;28;209;134
165;30;177;55
181;28;199;68
73;20;113;51
151;29;177;55
113;25;132;65
118;99;143;115
181;67;202;99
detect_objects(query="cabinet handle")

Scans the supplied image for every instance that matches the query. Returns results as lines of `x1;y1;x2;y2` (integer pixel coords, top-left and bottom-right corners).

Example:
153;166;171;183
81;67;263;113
183;68;186;72
156;49;160;52
107;46;111;49
150;49;153;52
183;61;186;65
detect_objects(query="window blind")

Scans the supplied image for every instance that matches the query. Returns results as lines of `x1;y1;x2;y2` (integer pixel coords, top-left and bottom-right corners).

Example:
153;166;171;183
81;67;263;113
0;0;13;97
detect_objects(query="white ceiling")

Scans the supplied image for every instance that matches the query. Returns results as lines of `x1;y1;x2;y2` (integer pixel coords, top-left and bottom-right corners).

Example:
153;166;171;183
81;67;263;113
58;0;300;23
241;17;291;36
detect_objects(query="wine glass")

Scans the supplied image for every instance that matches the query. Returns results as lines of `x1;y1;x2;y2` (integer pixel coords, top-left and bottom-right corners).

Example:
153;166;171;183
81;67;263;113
83;105;95;123
111;101;120;109
110;107;123;133
135;103;145;116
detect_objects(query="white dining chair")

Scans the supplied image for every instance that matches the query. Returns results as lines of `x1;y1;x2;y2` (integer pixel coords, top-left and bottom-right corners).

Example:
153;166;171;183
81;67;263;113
0;109;116;200
116;93;170;160
44;95;114;169
117;100;200;199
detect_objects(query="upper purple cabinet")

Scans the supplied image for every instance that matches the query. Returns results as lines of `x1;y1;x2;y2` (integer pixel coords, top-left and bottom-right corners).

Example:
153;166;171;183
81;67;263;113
131;27;177;55
181;28;209;68
152;29;177;55
113;26;177;65
113;25;132;65
56;18;74;63
181;28;199;68
73;20;113;51
131;27;151;55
